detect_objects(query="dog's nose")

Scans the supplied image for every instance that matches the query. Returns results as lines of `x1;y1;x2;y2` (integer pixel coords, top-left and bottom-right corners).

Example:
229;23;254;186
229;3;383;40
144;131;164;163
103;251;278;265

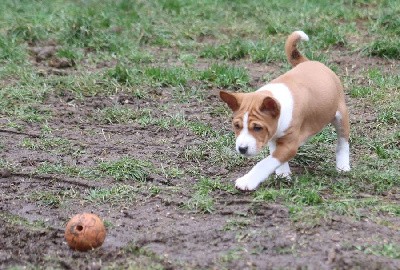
238;146;248;154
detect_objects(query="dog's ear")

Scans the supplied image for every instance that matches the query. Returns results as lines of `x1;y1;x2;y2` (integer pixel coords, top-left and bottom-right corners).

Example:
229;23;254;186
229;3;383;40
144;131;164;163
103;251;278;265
261;97;280;118
219;91;241;112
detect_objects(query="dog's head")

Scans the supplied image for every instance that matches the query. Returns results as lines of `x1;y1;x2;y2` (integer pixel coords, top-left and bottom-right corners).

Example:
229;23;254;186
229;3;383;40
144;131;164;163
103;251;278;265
220;90;280;156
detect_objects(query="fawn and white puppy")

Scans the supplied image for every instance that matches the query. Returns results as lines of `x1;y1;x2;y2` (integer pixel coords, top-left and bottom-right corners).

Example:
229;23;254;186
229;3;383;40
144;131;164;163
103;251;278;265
220;31;350;191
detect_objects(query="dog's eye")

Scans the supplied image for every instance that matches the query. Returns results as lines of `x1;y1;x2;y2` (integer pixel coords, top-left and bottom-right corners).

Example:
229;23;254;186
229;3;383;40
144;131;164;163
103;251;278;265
253;125;263;132
234;123;241;129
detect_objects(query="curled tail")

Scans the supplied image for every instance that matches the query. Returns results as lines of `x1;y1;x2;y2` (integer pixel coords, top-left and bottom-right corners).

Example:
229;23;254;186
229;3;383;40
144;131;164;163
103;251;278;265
285;31;309;67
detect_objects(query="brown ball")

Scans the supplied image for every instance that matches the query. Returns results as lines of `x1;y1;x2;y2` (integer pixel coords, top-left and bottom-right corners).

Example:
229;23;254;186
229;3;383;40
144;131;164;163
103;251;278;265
65;213;106;251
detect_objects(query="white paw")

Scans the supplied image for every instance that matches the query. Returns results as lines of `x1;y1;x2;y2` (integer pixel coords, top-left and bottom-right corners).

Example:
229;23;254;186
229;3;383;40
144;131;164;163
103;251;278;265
275;162;291;179
275;172;292;180
336;165;350;172
235;175;259;191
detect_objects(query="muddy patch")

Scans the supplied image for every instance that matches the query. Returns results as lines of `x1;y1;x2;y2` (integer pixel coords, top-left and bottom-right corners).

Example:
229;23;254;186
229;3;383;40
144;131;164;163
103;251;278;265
1;48;400;269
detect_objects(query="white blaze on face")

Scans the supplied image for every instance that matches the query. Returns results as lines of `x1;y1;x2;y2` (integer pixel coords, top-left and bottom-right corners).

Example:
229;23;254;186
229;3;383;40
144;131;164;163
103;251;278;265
235;112;258;156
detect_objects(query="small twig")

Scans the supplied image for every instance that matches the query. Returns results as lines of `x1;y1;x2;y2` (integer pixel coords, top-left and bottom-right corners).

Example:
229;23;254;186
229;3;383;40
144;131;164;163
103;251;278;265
0;129;41;138
101;128;108;141
8;172;103;188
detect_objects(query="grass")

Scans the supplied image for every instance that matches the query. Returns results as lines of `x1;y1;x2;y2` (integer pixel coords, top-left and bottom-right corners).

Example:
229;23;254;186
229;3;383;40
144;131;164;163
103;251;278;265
99;106;142;124
254;174;324;206
200;63;250;89
357;243;400;259
36;162;95;179
200;39;283;63
362;2;400;59
98;157;153;182
1;0;400;268
144;67;189;87
36;157;154;182
30;189;79;208
223;218;251;232
21;137;71;151
183;130;248;170
85;184;138;205
0;212;48;230
186;191;215;214
186;176;238;213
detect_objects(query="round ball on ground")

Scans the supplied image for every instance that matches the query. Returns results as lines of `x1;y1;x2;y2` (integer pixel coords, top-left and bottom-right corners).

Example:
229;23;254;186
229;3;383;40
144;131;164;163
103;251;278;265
64;213;106;251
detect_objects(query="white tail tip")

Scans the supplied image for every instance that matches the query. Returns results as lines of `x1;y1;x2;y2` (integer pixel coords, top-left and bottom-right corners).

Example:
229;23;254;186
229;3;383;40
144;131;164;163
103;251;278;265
294;31;309;41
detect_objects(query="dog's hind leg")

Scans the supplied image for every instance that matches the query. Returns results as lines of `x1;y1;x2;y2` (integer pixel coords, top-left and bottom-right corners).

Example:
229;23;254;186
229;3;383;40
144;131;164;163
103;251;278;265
332;105;350;172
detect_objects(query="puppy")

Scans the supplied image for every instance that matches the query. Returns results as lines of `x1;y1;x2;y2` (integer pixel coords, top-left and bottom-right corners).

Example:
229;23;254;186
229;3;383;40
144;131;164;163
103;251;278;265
220;31;350;190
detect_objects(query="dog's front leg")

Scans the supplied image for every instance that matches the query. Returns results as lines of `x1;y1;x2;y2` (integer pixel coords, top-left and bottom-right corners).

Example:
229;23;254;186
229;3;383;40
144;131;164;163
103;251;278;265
275;162;291;179
269;141;291;178
236;139;299;191
235;155;282;190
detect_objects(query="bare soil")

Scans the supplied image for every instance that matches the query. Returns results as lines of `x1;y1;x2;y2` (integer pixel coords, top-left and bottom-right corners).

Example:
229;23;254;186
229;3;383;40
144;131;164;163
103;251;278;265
1;45;399;269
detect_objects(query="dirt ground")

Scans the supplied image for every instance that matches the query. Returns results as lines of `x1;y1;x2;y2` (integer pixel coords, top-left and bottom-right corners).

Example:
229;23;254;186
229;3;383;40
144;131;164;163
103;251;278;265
1;42;400;270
